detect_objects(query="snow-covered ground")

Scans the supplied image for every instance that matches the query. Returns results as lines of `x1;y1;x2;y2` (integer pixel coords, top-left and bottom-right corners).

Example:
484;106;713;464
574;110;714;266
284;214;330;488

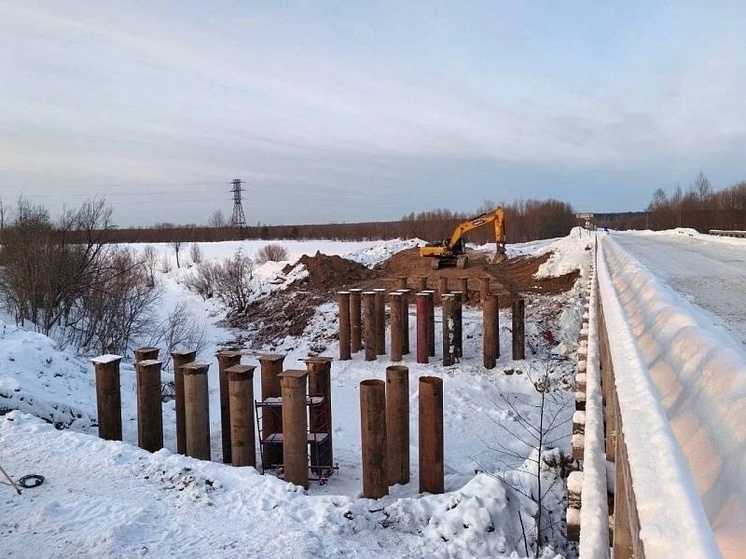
1;233;593;558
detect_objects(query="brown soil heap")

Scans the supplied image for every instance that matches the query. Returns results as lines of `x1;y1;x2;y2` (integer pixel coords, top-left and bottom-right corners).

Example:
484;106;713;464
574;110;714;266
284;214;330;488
360;247;579;307
287;251;376;289
232;245;579;349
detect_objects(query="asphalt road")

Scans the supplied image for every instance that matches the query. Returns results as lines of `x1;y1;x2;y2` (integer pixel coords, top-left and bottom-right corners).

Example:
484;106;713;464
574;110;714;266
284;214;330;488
612;231;746;346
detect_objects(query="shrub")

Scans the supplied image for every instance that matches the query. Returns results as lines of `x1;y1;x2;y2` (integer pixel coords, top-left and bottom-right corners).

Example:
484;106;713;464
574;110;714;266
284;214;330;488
214;249;254;311
189;242;204;265
256;243;289;264
184;249;254;311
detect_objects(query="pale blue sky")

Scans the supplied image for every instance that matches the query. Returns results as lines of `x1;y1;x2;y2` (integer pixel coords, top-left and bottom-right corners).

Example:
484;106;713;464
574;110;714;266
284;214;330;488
2;1;745;226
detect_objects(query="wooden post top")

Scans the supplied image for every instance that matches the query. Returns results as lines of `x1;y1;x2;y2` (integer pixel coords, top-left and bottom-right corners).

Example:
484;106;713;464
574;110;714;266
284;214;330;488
337;290;351;295
390;291;403;298
225;364;256;381
91;354;123;366
304;356;333;364
216;350;243;359
373;288;387;292
348;288;363;292
136;359;162;368
258;353;285;364
360;378;385;388
419;376;443;388
182;362;210;375
134;346;159;360
278;369;308;388
170;348;197;359
386;365;409;375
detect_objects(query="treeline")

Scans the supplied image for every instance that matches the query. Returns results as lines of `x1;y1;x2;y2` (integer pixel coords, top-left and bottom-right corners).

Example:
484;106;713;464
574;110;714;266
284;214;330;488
68;198;577;245
644;173;746;232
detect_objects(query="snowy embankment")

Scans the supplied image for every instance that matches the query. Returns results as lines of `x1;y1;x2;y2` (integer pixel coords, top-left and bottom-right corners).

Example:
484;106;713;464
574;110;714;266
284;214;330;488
1;234;594;558
598;235;746;558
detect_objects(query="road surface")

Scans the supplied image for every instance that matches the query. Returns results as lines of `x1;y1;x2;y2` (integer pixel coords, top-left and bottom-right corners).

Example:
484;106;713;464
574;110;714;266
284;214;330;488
612;230;746;346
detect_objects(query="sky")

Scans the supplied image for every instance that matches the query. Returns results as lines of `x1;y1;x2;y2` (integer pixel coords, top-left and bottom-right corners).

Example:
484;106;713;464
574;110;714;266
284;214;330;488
1;1;746;227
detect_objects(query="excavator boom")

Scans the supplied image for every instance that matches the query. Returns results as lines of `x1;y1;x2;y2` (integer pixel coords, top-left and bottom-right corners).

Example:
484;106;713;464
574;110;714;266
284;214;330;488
419;207;506;269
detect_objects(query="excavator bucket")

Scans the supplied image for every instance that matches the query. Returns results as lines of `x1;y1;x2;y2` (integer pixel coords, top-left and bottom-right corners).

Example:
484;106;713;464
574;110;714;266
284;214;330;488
492;246;507;264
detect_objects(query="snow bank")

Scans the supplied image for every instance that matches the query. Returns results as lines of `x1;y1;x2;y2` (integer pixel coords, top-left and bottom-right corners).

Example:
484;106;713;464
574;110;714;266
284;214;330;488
578;249;610;559
0;320;97;427
598;237;728;557
536;228;595;279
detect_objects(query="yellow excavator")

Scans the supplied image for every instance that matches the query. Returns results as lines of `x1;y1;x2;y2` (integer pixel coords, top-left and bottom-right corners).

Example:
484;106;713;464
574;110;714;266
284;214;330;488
419;207;507;269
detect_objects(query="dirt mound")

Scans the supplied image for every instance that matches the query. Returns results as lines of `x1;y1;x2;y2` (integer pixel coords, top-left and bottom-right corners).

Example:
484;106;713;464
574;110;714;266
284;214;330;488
286;251;377;290
356;247;579;307
230;245;580;351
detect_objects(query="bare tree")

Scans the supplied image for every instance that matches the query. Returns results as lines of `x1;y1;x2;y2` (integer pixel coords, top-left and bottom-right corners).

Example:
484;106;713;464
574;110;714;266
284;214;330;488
170;240;182;269
476;358;574;557
147;300;206;370
141;245;159;287
0;197;114;334
208;209;227;228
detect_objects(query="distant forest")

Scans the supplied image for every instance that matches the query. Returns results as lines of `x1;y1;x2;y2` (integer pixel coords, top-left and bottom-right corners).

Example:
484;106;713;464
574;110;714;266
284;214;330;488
596;173;746;232
90;198;578;245
1;173;744;245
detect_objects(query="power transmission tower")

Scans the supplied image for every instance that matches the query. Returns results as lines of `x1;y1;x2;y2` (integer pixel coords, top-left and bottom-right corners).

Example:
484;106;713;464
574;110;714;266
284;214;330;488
230;178;247;229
